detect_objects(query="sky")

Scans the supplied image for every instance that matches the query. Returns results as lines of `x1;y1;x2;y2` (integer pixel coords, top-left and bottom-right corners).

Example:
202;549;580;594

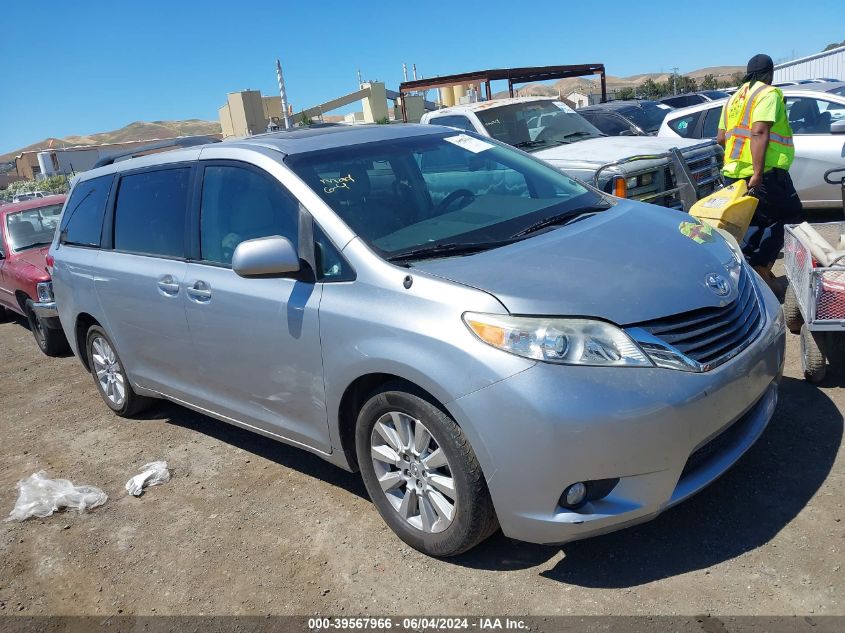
1;0;843;155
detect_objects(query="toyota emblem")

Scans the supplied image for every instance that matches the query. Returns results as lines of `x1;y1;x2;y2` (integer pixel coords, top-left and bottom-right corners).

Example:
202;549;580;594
705;273;731;297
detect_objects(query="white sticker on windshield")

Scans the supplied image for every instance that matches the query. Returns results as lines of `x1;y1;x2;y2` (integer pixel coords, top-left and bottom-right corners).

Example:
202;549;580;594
444;134;494;154
553;101;576;113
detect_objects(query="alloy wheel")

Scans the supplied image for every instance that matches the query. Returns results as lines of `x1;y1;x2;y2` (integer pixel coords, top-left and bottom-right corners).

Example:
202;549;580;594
91;336;126;407
370;411;457;533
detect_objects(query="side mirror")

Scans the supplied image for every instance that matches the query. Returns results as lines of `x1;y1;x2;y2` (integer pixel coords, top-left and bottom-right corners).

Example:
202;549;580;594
232;236;300;278
831;119;845;134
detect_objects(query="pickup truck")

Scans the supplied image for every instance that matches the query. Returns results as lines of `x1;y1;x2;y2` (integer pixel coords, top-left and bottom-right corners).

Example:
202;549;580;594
420;97;723;209
0;195;69;355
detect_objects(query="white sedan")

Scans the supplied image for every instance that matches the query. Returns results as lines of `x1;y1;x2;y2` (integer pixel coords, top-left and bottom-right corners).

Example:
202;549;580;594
657;84;845;209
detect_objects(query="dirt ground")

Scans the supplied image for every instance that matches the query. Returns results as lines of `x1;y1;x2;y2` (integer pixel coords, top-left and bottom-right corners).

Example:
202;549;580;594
0;267;843;617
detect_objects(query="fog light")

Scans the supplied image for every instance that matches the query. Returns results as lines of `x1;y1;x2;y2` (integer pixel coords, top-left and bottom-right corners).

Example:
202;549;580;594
563;482;587;507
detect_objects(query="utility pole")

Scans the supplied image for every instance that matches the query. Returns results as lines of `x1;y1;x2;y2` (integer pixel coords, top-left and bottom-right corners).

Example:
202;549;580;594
276;59;292;130
672;67;679;95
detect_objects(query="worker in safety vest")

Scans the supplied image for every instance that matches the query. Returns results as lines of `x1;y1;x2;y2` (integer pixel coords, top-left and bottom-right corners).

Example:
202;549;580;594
716;53;802;292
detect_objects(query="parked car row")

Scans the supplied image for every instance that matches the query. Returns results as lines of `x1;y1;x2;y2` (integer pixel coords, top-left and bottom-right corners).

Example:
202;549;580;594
420;97;723;208
657;84;845;208
11;123;785;557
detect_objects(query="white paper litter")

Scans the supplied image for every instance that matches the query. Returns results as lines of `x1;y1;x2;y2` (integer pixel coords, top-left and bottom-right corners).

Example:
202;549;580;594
6;471;108;522
443;134;494;154
125;461;170;497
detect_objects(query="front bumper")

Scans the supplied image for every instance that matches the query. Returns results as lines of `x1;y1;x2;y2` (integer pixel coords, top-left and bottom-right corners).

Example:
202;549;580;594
32;301;62;328
448;283;786;545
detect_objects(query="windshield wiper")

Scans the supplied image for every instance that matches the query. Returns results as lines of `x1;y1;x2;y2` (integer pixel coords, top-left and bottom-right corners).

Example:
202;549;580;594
510;204;612;239
562;131;600;140
387;239;517;263
513;139;546;149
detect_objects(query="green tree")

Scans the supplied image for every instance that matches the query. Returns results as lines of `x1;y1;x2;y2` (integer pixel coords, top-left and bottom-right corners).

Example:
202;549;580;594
617;87;635;100
701;74;718;90
676;75;698;94
640;78;661;99
823;39;845;51
1;174;72;202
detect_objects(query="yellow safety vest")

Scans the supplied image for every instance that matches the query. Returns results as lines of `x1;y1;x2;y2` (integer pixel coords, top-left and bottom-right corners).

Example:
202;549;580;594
722;82;794;179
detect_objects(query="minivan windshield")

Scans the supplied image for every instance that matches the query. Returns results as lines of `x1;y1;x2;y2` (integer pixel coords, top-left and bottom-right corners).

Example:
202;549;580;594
474;100;605;152
286;132;609;261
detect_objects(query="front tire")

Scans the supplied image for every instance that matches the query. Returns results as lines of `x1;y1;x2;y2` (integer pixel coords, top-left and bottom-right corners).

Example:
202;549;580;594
25;301;69;357
85;326;153;417
355;384;498;557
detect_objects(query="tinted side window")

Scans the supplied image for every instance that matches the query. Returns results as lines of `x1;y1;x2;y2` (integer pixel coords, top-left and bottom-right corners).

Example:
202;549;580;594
430;115;476;133
114;168;191;258
59;175;113;247
701;106;723;138
668;112;702;138
199;165;298;266
583;112;632;136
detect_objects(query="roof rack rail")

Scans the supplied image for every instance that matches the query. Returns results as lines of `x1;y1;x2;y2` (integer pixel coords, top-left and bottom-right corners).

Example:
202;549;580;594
93;136;221;168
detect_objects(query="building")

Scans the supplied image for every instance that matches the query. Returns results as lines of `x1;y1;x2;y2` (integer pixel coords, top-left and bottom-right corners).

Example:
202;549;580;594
219;83;396;138
774;45;845;82
14;135;222;180
566;91;589;108
218;90;290;137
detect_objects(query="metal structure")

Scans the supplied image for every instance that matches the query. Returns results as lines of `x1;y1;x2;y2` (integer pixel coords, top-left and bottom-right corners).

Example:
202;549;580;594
276;59;293;130
398;63;607;122
784;218;845;382
774;45;845;83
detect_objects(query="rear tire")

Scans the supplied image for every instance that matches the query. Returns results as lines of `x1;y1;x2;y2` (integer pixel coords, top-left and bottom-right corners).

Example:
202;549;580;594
800;324;826;384
85;325;153;417
355;384;498;557
783;285;803;334
25;300;69;357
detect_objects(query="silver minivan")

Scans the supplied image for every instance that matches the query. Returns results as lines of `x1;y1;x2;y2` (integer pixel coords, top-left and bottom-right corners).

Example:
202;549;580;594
50;125;786;556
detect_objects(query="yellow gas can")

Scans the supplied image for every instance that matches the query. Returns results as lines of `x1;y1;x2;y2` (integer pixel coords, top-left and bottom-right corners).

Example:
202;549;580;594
689;181;759;242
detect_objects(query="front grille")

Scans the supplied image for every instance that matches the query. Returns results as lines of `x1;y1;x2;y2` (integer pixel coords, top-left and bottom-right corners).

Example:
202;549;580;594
634;266;763;367
680;395;759;480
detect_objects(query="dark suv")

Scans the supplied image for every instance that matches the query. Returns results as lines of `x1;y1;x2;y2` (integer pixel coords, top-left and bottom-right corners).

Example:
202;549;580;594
578;100;674;136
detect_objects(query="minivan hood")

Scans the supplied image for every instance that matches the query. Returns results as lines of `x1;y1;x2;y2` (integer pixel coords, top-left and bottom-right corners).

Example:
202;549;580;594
413;201;741;325
533;135;704;167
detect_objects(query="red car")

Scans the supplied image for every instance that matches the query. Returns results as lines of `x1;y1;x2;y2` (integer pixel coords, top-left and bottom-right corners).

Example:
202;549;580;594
0;195;69;355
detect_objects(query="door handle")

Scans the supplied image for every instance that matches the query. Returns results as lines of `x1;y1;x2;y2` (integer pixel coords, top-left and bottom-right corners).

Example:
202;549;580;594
187;280;212;302
156;275;180;296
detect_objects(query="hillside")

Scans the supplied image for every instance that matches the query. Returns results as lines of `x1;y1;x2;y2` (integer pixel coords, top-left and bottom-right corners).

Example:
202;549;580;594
1;119;222;162
495;65;744;98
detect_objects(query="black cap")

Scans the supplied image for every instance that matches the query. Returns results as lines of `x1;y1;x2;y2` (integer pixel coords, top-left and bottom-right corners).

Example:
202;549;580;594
747;54;774;74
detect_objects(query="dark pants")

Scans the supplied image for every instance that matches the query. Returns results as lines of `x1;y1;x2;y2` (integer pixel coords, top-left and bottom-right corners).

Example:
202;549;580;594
724;168;803;267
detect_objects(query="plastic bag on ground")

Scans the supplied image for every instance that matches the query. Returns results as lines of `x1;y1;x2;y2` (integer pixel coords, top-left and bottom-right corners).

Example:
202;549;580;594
6;471;108;522
125;461;170;497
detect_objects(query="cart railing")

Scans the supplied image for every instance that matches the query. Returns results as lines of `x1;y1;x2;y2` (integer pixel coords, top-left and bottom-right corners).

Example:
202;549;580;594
784;222;845;330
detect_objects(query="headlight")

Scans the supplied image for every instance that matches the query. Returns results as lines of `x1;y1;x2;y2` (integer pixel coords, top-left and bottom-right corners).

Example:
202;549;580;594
463;312;653;367
36;281;54;303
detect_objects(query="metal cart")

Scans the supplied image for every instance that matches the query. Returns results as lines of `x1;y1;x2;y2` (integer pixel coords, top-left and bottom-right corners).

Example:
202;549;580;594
783;167;845;383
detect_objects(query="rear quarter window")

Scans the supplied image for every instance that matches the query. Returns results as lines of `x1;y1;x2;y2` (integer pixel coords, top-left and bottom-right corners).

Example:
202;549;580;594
668;112;703;138
59;175;113;247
